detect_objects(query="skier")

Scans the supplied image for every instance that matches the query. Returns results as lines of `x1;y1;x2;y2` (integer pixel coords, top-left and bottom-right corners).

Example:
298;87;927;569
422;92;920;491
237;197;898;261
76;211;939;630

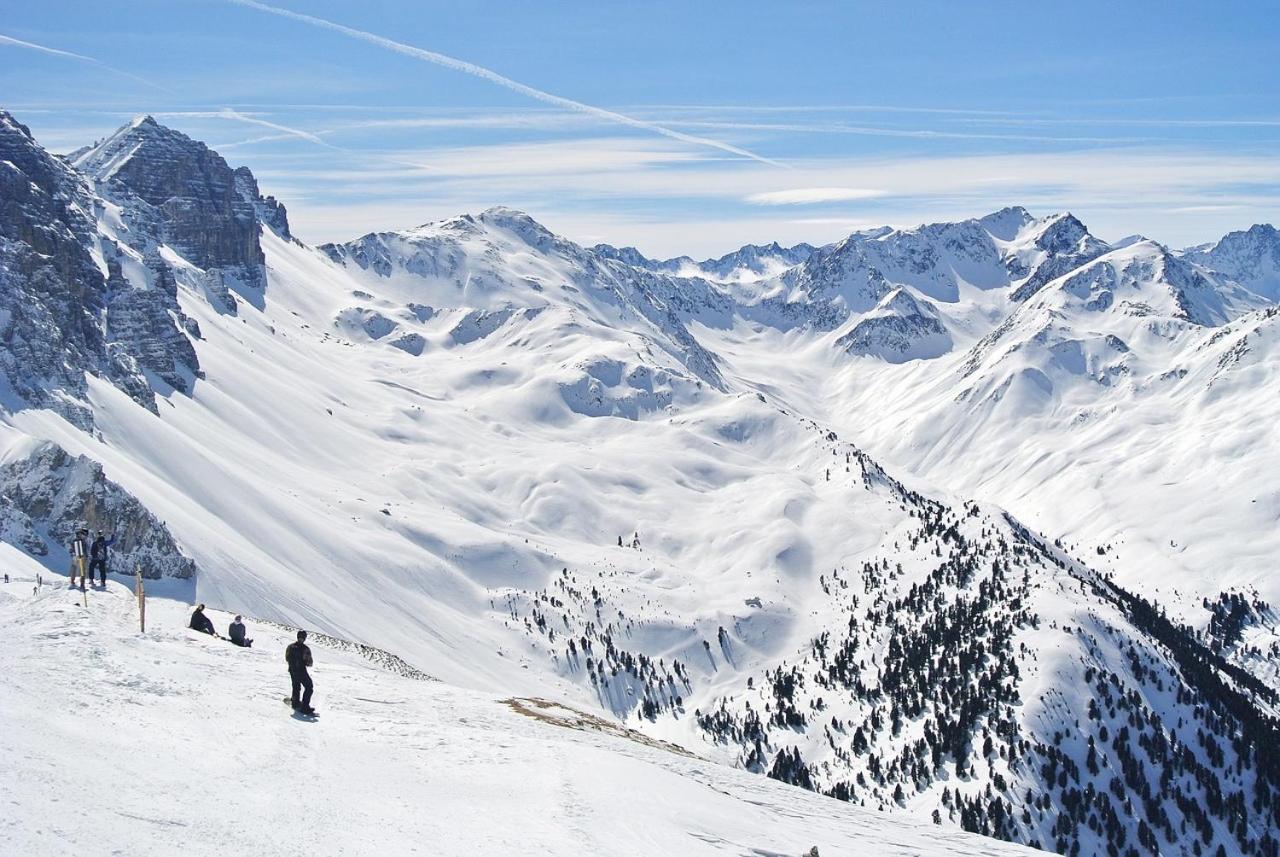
228;615;253;648
285;630;315;715
70;528;90;590
88;531;116;587
189;604;216;636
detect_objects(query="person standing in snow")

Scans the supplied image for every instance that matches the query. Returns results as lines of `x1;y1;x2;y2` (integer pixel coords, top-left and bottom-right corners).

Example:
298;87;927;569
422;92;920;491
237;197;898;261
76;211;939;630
88;530;116;587
228;615;253;648
70;528;90;590
189;604;216;635
285;631;315;714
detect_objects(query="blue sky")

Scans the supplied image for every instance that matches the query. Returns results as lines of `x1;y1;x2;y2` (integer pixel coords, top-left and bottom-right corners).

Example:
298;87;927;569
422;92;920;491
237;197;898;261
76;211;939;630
2;0;1278;256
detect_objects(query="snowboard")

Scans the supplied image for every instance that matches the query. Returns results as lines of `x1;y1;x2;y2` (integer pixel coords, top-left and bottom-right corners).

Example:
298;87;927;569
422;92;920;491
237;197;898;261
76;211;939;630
283;697;318;717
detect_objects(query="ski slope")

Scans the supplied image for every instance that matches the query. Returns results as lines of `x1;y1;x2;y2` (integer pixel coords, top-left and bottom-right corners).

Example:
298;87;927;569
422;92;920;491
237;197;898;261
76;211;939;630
0;571;1039;857
3;112;1279;855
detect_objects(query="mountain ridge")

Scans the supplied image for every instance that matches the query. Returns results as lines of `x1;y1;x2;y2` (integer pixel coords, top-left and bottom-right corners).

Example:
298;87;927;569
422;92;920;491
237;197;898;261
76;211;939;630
2;110;1278;856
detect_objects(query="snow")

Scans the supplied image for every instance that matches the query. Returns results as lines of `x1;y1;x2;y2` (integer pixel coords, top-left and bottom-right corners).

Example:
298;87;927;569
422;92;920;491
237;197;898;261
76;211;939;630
5;108;1280;853
0;580;1038;857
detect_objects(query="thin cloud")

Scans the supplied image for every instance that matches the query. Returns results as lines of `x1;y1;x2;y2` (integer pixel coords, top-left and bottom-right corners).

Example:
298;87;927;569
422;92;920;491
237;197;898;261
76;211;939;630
672;119;1154;145
0;32;171;92
747;187;886;205
632;103;1026;117
224;0;785;167
1169;204;1246;213
964;117;1280;128
260;140;1280;252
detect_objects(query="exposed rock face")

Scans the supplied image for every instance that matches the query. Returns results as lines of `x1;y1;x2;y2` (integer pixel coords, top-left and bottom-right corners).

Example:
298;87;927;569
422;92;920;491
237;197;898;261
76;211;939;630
72;116;288;323
1184;223;1280;301
102;249;201;393
0;112;291;423
74;117;266;287
1009;214;1112;302
835;288;952;362
0;111;153;426
233;166;291;240
0;443;196;579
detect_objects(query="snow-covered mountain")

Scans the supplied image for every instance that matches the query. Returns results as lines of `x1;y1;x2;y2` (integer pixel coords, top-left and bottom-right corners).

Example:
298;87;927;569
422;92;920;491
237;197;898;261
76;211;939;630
1183;224;1280;302
594;239;815;284
2;109;1279;856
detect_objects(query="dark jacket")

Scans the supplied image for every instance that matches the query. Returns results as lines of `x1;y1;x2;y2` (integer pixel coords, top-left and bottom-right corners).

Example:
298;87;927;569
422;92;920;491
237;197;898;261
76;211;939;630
71;536;89;559
228;620;246;644
285;642;313;674
189;609;215;635
90;535;116;560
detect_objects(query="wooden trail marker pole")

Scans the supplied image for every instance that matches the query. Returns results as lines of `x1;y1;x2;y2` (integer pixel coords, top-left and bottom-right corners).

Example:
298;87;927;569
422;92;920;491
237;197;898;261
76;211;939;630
135;565;145;633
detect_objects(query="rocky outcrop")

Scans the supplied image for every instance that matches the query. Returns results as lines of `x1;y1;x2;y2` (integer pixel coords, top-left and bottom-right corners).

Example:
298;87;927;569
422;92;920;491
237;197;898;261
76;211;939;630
0;111;297;423
0;111;154;426
1184;223;1280;302
1009;214;1111;302
0;443;196;579
835;288;951;362
74;117;265;288
233;166;291;240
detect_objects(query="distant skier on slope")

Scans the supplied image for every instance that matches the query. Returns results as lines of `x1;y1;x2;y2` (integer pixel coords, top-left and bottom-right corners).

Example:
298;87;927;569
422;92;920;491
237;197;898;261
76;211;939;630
189;604;216;636
228;615;253;648
70;528;90;590
286;630;316;715
88;531;116;587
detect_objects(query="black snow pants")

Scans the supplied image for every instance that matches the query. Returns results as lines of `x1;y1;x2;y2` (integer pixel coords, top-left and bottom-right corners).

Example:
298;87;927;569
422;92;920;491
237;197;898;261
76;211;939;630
88;558;107;585
290;668;314;710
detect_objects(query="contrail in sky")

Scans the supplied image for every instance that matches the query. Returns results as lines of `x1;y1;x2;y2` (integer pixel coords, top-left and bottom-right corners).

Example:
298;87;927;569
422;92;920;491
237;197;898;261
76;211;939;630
216;108;335;148
224;0;785;167
0;33;172;92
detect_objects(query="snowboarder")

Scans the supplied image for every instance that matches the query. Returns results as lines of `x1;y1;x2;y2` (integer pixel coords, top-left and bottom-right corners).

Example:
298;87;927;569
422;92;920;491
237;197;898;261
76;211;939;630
228;615;253;648
88;531;116;587
285;630;315;715
70;528;90;590
189;604;216;636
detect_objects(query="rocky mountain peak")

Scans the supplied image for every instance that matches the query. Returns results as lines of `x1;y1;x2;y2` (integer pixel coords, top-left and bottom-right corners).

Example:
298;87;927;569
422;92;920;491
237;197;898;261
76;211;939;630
591;243;655;269
73;115;283;295
978;205;1036;240
476;206;556;245
0;110;80;195
1034;212;1092;253
1180;223;1280;301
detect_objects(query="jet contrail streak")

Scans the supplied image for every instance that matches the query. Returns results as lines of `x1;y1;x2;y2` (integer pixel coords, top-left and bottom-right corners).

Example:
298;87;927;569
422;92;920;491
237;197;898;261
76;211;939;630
0;33;172;93
224;0;784;168
216;108;335;148
0;33;96;62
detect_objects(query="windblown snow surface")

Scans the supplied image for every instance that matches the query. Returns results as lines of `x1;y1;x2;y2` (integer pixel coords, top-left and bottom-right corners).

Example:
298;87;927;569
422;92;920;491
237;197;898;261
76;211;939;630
0;572;1036;857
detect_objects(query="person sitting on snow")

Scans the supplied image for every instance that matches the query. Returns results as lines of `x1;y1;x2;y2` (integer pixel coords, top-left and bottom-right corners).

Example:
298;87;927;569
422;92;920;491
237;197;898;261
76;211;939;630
189;604;216;636
228;615;253;648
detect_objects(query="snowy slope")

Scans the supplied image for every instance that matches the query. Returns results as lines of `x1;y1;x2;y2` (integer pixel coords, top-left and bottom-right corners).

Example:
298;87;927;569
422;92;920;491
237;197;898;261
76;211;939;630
797;241;1279;617
0;577;1040;857
3;111;1280;856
